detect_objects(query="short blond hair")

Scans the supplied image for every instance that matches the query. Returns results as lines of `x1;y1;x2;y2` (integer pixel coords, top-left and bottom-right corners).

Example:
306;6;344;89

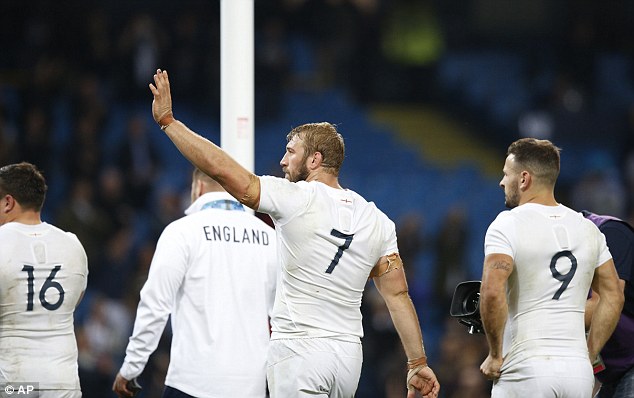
286;122;345;175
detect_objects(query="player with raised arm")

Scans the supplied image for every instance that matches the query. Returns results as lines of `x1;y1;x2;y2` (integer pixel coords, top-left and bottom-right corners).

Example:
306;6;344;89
148;69;439;398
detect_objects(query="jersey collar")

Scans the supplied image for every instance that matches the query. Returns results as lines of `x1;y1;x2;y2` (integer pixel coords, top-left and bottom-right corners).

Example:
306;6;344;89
184;192;244;215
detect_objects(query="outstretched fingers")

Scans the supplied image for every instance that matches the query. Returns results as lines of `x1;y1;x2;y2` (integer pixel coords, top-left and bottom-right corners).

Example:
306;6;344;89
149;68;174;124
154;69;170;90
150;69;162;92
149;69;162;95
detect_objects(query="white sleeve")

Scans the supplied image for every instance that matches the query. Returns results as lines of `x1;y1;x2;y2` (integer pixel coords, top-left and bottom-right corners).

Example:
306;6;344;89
119;222;189;380
383;217;399;257
69;232;89;290
484;211;515;258
596;228;613;268
257;176;311;224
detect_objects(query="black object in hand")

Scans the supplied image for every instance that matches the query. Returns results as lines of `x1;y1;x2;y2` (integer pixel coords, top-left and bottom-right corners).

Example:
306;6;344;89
127;378;143;396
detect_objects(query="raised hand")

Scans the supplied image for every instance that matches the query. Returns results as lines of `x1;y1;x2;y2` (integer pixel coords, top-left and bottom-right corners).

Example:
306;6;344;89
149;69;174;128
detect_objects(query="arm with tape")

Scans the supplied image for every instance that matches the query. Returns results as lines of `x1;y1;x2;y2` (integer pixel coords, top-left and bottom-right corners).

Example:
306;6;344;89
372;253;440;398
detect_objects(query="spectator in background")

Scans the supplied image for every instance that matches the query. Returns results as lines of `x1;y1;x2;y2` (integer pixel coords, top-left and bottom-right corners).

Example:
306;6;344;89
255;15;291;121
396;212;426;274
17;105;54;174
113;169;278;398
169;10;214;102
395;212;428;318
147;185;188;241
377;0;444;102
77;9;114;75
64;112;105;182
436;317;490;398
96;166;135;231
77;295;132;398
115;113;161;209
0;104;17;165
56;177;115;282
94;226;137;300
116;13;168;100
571;152;627;219
69;73;108;126
583;211;634;398
619;105;634;221
433;205;468;310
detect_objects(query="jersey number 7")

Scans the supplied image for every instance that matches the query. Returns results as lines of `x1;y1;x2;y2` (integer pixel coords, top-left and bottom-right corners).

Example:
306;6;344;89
325;229;355;274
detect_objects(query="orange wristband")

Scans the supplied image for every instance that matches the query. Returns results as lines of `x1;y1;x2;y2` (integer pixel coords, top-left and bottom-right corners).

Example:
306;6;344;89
159;114;175;130
407;356;428;370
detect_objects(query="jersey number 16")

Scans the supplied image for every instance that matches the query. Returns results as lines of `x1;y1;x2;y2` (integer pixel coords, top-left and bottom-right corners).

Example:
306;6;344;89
22;265;65;311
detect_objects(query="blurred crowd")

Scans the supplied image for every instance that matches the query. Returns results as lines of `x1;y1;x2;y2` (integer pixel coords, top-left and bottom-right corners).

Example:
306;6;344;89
2;0;634;397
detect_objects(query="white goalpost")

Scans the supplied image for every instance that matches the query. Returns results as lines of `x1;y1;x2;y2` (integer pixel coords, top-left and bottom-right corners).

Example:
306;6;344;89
220;0;254;173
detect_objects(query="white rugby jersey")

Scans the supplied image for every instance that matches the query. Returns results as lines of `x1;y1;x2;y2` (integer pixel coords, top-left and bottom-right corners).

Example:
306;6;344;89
485;203;612;368
119;192;278;398
0;222;88;391
258;176;398;342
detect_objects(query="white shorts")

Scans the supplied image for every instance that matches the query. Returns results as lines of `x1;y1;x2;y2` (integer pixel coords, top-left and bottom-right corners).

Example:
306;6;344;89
492;356;594;398
267;338;363;398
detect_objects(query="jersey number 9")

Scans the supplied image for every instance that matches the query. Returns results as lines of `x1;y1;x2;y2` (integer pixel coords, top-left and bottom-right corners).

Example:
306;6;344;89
549;250;577;300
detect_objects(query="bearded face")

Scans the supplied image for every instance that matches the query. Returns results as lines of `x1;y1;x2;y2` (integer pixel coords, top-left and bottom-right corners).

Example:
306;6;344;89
281;135;311;182
287;161;310;183
500;154;521;209
503;181;520;209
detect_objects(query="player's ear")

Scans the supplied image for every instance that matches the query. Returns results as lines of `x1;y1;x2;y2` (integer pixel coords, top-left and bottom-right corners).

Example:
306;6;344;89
519;171;531;190
195;180;206;199
309;152;323;169
1;194;15;213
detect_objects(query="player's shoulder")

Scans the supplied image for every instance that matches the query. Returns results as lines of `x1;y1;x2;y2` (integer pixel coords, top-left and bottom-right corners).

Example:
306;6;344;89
162;212;195;234
491;209;514;224
485;210;518;237
261;175;310;191
0;222;81;243
560;206;602;229
46;223;86;249
349;190;395;227
345;188;375;209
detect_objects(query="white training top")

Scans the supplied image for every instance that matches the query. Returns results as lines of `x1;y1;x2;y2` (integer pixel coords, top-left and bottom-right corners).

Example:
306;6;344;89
0;222;88;391
258;176;398;342
119;192;278;398
485;203;612;368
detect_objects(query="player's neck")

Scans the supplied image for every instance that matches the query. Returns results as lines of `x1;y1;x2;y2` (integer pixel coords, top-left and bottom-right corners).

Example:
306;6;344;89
521;192;558;207
306;171;342;189
10;211;42;225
